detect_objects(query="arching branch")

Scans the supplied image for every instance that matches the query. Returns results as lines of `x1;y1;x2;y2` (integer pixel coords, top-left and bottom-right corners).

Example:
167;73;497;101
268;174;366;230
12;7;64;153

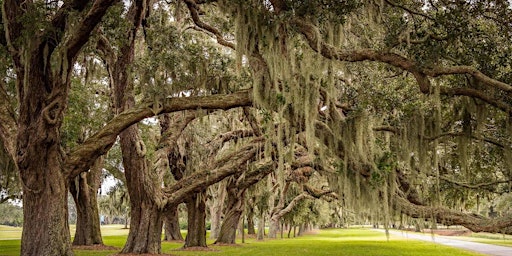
64;90;253;179
293;19;512;113
395;196;512;234
184;0;236;50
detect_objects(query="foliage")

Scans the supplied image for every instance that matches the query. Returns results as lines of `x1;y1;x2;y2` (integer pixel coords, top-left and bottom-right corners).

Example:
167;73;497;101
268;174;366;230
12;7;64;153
0;203;22;227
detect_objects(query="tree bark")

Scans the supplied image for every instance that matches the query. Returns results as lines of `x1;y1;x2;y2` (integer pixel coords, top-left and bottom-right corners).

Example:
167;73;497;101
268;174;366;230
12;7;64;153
215;160;275;244
70;157;104;245
214;182;245;244
247;207;256;235
119;125;163;254
257;213;265;240
208;182;226;239
184;191;208;248
164;205;184;241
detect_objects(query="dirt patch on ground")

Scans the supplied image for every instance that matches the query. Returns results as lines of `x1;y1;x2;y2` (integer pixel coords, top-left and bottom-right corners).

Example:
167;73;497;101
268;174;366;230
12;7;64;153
410;229;472;236
72;244;119;251
427;229;472;236
173;246;219;252
210;243;243;247
109;254;176;256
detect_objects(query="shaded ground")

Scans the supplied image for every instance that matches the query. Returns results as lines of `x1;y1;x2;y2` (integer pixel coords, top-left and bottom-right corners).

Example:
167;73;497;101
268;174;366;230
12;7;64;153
381;229;512;256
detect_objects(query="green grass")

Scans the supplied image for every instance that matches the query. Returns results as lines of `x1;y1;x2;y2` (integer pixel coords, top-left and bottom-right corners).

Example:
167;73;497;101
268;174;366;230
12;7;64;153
0;226;488;255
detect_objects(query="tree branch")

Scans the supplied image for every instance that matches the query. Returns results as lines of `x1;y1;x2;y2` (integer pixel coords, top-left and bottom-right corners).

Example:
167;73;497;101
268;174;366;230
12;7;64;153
293;19;512;112
395;196;512;234
439;176;512;191
184;0;235;50
64;90;253;179
161;140;263;208
65;0;120;60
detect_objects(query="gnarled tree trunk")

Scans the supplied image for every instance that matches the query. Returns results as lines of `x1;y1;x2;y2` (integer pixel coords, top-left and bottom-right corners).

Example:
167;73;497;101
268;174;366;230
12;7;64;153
70;157;104;245
214;185;245;244
119;126;163;254
164;205;184;241
208;182;226;239
184;190;208;248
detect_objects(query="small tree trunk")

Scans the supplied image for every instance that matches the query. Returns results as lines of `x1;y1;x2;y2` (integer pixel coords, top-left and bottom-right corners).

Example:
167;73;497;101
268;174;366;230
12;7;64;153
298;224;304;236
70;157;103;246
164;205;184;241
268;218;280;238
208;182;226;239
247;208;256;235
184;191;208;248
257;213;265;240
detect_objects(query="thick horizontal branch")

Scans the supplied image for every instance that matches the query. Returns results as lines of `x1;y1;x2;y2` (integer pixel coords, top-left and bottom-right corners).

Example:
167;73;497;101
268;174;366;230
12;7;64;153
64;90;252;179
395;196;512;234
161;140;263;208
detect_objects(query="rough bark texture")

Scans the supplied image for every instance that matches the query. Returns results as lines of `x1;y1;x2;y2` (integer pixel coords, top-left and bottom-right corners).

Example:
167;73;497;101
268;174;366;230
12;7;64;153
119;125;163;254
215;182;245;244
208;182;226;239
257;213;265;240
247;207;256;235
70;157;104;246
2;0;117;254
215;161;274;244
184;191;208;248
164;206;184;241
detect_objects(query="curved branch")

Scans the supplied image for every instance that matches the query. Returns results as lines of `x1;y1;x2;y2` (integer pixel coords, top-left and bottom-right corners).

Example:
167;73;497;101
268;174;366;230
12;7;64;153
439;176;512;191
66;0;121;60
293;19;512;111
64;90;253;179
162;140;263;208
184;0;235;50
395;196;512;234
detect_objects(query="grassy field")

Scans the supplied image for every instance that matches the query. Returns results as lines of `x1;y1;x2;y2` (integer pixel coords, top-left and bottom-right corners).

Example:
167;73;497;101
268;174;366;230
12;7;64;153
0;225;490;256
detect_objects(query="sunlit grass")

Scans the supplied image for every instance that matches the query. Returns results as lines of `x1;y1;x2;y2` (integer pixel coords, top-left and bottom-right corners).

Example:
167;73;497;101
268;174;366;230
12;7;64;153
0;225;22;240
0;226;487;255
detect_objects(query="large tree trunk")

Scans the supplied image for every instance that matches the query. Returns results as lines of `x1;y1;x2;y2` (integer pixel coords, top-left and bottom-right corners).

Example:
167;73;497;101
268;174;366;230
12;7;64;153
184;191;208;248
214;184;245;244
164;205;184;241
15;34;74;256
119;125;163;254
21;166;72;255
70;157;104;246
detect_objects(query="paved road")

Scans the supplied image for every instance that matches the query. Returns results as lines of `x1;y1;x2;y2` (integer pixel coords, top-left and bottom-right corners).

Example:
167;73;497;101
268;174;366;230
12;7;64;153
377;229;512;256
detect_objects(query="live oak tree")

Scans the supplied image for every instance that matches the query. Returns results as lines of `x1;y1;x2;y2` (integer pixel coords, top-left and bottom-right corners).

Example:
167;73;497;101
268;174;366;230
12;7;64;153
3;0;512;255
0;0;250;254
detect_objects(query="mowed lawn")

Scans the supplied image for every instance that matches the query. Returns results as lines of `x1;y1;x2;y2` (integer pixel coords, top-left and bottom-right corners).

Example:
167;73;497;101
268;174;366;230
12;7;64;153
0;225;487;256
